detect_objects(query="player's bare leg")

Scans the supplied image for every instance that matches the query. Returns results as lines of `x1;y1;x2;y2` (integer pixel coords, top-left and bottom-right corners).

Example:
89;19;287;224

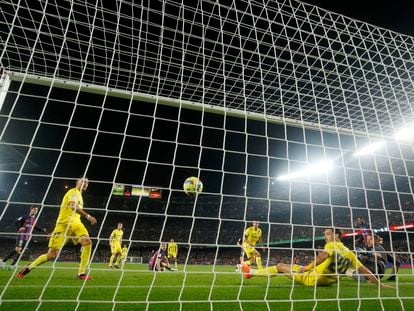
274;263;294;280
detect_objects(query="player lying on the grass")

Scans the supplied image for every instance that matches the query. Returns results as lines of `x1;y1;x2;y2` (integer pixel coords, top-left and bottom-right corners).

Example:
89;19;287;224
16;177;97;281
109;222;124;269
0;206;46;269
347;234;400;282
149;243;176;272
242;221;265;270
242;228;393;288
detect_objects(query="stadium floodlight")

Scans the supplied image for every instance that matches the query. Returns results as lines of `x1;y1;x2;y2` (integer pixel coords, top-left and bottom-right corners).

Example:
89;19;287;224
353;141;385;157
394;126;414;141
277;161;334;181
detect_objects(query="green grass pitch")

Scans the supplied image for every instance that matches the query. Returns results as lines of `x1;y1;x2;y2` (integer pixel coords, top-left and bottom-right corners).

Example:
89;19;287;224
0;263;413;310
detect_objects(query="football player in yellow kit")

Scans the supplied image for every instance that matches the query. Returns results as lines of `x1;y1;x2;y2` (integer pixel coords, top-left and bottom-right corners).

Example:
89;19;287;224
120;245;128;267
242;228;393;289
168;239;178;269
17;177;97;280
242;221;264;270
109;223;124;269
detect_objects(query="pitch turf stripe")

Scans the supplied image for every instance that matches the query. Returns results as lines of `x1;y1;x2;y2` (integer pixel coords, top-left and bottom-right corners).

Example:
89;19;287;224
3;283;414;289
2;296;414;304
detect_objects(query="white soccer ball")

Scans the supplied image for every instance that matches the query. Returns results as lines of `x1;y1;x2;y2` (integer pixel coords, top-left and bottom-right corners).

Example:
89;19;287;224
183;177;203;195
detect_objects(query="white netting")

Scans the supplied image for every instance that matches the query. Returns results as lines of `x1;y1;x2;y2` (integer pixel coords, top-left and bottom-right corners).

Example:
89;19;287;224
0;0;414;310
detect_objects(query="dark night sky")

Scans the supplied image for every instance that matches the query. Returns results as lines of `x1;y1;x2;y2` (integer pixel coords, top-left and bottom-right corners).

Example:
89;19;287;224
301;0;414;37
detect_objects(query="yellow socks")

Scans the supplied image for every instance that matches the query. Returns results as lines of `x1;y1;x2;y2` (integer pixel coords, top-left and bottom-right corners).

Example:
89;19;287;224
115;255;121;266
256;256;263;270
266;266;278;275
109;254;115;267
28;254;49;270
244;257;263;269
253;266;278;276
79;244;91;275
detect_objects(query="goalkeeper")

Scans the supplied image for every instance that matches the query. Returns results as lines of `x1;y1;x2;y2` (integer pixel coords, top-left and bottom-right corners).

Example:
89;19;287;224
347;234;395;282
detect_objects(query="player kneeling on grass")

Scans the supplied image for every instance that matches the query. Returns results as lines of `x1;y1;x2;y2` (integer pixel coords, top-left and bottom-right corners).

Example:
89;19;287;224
16;178;97;281
149;243;176;272
242;228;392;289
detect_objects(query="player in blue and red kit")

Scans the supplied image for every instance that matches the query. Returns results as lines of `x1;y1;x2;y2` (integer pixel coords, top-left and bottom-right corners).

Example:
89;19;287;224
149;244;175;271
0;206;46;268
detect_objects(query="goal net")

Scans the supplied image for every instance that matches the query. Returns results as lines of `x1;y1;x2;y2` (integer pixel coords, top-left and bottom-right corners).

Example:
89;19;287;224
0;0;413;310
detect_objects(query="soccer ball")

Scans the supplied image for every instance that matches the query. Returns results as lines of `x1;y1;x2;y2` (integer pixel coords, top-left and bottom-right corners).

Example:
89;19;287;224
183;177;203;195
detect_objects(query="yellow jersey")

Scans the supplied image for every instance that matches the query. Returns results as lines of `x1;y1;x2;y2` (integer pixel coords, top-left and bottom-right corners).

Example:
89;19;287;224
56;188;83;225
244;227;262;246
121;246;128;259
168;242;178;256
110;229;123;245
316;241;362;283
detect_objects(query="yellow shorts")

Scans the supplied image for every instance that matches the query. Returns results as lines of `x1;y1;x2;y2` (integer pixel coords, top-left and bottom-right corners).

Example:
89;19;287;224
49;222;89;250
291;265;336;287
168;253;177;259
111;243;122;254
242;242;257;259
291;264;317;286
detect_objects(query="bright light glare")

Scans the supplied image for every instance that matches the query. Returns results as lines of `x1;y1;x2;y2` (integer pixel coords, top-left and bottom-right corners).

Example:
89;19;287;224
353;141;385;157
394;127;414;141
277;161;334;181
